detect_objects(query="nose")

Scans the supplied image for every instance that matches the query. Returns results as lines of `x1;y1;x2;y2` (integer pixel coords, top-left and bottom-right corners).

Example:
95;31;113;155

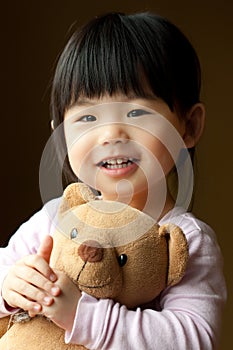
78;240;104;263
98;124;129;146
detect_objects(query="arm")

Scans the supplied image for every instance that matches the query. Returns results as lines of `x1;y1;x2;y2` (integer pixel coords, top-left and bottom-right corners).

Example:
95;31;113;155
65;225;227;350
0;199;60;316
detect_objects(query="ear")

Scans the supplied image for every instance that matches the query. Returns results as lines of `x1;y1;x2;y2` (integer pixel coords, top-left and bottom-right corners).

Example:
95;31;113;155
183;103;205;148
60;183;96;214
159;223;189;286
51;120;55;130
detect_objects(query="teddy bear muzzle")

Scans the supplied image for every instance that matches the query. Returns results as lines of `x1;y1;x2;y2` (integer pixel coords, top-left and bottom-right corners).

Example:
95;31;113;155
76;240;123;299
78;240;104;263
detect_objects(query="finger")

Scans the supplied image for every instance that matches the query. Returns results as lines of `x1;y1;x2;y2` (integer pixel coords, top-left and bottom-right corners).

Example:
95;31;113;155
6;290;42;314
22;254;57;282
28;310;39;318
10;276;56;305
37;235;57;282
37;235;53;264
14;264;60;296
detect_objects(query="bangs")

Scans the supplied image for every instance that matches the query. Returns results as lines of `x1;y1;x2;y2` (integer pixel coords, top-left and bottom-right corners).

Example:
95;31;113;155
70;15;152;99
51;12;201;124
52;13;173;123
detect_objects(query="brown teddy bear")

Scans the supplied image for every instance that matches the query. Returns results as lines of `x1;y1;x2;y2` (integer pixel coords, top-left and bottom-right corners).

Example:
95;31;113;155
0;183;188;349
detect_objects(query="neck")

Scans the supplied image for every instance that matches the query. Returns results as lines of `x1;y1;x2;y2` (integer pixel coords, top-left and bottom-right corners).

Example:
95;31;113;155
102;186;175;222
130;190;175;221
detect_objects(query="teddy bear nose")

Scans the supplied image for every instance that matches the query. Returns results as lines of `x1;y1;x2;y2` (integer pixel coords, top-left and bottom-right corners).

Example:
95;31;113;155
78;240;104;263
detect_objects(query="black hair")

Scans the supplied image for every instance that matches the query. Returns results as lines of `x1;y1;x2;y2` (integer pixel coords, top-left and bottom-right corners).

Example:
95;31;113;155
50;12;201;186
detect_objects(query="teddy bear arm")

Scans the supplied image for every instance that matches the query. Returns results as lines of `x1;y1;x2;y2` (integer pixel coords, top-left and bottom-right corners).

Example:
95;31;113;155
0;316;10;338
0;316;89;350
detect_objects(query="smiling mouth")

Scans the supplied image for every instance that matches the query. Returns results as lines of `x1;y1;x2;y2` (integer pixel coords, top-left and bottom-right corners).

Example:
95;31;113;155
97;157;138;169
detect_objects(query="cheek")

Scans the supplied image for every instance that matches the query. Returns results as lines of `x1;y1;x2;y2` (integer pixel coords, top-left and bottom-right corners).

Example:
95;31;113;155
64;123;92;173
67;137;100;188
67;138;92;176
143;136;176;176
68;143;83;173
153;143;175;173
137;118;185;173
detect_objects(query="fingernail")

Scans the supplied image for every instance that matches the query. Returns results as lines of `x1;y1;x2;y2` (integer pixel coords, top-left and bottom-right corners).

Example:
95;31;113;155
43;296;53;305
33;304;41;312
50;273;57;282
51;286;60;296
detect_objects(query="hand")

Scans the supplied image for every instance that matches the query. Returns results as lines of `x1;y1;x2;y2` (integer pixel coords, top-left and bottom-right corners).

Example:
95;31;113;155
41;270;81;332
2;235;61;316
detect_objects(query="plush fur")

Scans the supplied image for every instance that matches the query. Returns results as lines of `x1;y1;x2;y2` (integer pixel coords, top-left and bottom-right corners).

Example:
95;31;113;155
0;183;188;349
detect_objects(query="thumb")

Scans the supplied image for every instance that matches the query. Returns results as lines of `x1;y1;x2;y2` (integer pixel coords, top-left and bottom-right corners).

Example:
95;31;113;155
37;235;53;264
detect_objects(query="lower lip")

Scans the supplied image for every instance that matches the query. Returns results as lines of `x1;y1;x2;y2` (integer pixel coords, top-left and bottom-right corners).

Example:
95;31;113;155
100;162;138;178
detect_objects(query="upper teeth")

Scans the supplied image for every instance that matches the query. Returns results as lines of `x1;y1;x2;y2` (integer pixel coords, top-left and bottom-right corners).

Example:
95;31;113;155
105;158;133;165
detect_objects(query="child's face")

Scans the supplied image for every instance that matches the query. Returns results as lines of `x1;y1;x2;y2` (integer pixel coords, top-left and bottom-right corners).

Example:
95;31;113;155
64;93;187;210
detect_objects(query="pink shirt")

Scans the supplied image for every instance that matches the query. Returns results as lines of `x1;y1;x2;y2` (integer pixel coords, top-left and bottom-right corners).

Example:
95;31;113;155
0;200;227;349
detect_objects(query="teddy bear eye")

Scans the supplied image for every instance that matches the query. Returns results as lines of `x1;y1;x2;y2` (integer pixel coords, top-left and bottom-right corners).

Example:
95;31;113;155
118;254;128;267
70;228;78;239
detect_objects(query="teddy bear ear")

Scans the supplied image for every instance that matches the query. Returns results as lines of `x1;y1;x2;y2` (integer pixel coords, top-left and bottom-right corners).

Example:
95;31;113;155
159;223;189;286
60;183;96;214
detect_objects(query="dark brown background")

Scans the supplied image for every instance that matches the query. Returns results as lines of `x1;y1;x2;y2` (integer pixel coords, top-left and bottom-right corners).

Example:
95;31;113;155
1;0;232;348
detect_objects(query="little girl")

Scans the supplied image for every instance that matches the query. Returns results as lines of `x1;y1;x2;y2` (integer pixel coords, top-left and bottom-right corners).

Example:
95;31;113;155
0;12;226;349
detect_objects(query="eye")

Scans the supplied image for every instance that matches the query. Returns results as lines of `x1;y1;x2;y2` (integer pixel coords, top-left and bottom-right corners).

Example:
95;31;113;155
127;109;151;118
70;228;78;239
78;115;96;122
118;254;128;267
